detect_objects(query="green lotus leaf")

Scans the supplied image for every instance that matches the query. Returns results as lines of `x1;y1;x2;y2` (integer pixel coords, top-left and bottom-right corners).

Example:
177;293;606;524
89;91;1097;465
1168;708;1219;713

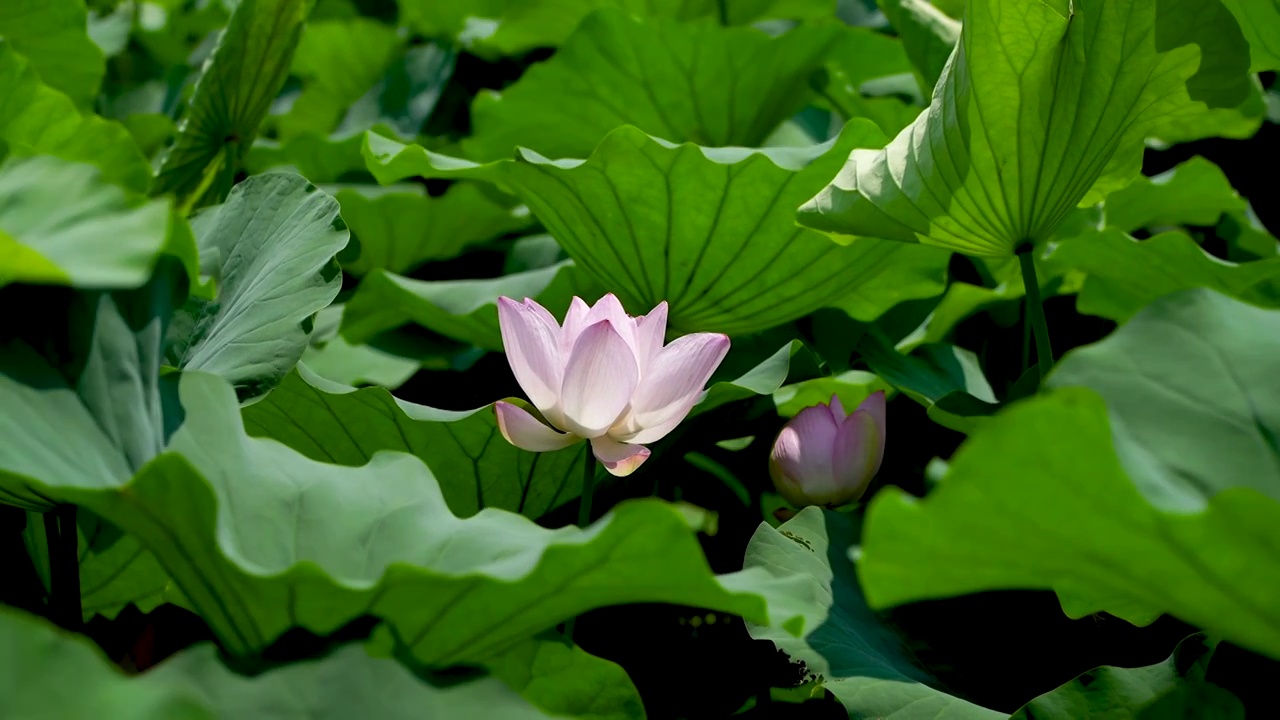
276;17;405;141
1221;0;1280;71
337;182;534;276
340;259;598;351
1051;228;1280;322
1101;157;1246;234
742;507;1002;718
1011;634;1240;719
242;365;589;519
858;379;1280;659
799;0;1253;256
462;9;846;161
165;173;348;400
0;43;152;193
875;0;960;89
0;156;196;292
151;0;310;213
398;0;836;59
0;606;564;719
1048;289;1280;509
364;122;951;336
0;0;105;108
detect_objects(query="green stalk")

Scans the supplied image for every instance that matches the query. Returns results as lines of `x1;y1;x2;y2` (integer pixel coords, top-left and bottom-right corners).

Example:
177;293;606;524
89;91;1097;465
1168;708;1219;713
1018;248;1053;384
45;505;81;630
563;448;598;645
716;0;729;25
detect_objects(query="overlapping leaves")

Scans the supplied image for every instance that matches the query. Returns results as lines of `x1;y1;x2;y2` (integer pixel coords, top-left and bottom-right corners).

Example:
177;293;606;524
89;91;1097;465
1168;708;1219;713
364;121;950;336
858;290;1280;660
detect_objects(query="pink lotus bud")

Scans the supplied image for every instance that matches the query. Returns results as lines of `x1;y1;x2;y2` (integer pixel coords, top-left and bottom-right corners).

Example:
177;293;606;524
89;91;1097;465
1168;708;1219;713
494;294;730;477
769;392;886;508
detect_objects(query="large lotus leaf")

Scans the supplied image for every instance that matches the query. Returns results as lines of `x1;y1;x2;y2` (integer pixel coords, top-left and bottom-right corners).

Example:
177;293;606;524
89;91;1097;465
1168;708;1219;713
0;607;561;720
5;370;807;663
365;122;950;335
462;9;845;161
341;260;597;351
151;0;309;213
742;507;1002;719
276;18;405;141
1051;228;1280;322
337;182;534;276
1101;157;1246;234
1011;634;1240;719
399;0;836;59
1048;289;1280;510
799;0;1254;256
1222;0;1280;71
0;0;104;108
0;43;152;193
875;0;960;89
0;156;197;291
0;271;183;616
242;366;588;519
857;386;1280;660
166;173;348;400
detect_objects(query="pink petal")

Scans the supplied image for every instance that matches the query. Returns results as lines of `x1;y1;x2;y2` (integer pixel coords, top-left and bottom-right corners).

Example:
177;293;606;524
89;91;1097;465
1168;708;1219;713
633;301;668;373
591;436;651;477
495;402;580;452
558;319;640;437
586;294;637;354
831;409;884;499
828;394;847;423
769;404;840;499
559;297;592;354
629;332;730;426
855;391;887;435
497;297;563;412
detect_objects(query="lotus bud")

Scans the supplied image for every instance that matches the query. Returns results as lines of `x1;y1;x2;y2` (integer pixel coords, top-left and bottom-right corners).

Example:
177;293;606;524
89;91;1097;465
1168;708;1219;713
769;392;886;508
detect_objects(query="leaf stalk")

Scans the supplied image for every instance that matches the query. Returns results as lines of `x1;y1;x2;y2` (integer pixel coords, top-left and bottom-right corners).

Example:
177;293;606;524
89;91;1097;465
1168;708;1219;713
1018;248;1054;384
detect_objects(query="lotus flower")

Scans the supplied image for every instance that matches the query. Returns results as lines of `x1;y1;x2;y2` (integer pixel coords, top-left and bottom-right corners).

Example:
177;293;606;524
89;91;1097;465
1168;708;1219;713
494;294;730;477
770;392;886;507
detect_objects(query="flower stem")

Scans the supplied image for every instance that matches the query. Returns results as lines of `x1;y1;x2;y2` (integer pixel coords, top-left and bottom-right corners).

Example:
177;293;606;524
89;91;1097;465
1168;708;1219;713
563;448;597;645
45;505;81;630
1018;247;1053;384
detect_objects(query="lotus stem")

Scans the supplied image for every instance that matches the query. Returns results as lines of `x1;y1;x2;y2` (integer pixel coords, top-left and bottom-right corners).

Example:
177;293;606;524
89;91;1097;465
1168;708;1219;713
563;449;598;645
716;0;729;25
44;505;81;630
1018;247;1053;384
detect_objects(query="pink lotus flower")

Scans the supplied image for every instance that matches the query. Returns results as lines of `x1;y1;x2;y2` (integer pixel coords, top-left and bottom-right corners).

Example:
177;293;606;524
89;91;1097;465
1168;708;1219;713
770;392;886;507
495;294;730;477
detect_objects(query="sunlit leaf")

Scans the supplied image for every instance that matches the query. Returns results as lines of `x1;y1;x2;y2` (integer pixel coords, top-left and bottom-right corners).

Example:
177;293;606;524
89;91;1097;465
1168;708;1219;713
0;43;152;193
0;0;105;108
799;0;1254;256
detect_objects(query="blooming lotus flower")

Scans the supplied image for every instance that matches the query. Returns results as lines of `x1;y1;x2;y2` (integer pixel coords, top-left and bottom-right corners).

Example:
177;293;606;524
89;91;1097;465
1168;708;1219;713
770;392;886;508
494;294;730;477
